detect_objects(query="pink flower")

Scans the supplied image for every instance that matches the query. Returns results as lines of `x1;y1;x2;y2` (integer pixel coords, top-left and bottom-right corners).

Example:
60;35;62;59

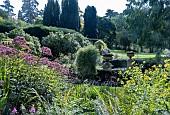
47;61;62;70
39;57;49;65
12;36;27;46
11;107;17;115
20;52;38;65
61;68;69;75
41;46;52;56
29;106;36;113
0;45;18;56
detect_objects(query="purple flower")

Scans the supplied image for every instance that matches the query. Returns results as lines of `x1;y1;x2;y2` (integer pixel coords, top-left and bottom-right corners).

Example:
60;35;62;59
12;36;27;46
11;107;17;115
47;61;62;71
29;106;36;113
61;68;69;75
20;52;38;65
38;57;49;65
41;46;52;56
0;45;18;56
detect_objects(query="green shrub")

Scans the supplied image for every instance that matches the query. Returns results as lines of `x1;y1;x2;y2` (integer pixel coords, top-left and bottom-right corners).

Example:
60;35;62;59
16;20;31;27
8;28;41;55
0;21;16;33
23;25;78;41
94;40;107;50
75;45;100;80
42;32;90;57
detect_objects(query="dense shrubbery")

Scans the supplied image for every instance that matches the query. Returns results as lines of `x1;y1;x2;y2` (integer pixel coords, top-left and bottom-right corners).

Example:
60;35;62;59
75;45;100;80
23;25;79;41
0;20;16;33
0;37;70;114
42;32;91;57
8;28;41;55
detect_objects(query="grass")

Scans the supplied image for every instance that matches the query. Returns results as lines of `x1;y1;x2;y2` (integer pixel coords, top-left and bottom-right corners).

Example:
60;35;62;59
111;50;165;59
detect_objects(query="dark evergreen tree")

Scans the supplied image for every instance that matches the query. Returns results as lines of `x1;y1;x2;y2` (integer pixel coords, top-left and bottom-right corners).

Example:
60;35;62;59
0;0;15;17
18;10;22;20
43;0;60;26
60;0;80;31
19;0;39;24
97;17;116;48
83;6;97;38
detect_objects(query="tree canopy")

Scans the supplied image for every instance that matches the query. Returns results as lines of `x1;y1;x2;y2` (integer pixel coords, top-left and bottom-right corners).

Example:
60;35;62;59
18;0;40;24
83;6;97;38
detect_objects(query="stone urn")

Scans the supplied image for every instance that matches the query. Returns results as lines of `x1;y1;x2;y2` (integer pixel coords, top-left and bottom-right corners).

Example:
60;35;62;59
102;54;113;69
127;52;135;68
127;52;134;59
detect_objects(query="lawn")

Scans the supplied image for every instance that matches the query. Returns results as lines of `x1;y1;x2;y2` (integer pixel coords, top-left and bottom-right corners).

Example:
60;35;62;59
111;50;165;59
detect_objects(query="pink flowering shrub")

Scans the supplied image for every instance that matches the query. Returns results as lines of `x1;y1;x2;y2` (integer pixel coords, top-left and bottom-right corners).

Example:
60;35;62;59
12;36;27;46
41;46;52;56
0;45;18;56
0;36;71;114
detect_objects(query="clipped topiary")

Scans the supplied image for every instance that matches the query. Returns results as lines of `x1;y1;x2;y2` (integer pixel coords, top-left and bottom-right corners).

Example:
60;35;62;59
94;40;107;50
75;45;100;80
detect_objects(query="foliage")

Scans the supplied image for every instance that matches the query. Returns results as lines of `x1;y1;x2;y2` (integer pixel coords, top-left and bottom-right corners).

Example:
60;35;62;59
118;29;131;51
0;0;15;17
16;19;31;27
94;40;107;50
60;0;80;31
0;18;16;33
19;0;40;24
0;9;8;18
43;0;60;27
104;9;118;18
97;17;116;48
35;17;43;25
8;29;41;55
118;60;170;114
124;0;170;52
42;31;90;57
83;6;97;38
75;45;100;80
23;25;78;41
0;39;70;114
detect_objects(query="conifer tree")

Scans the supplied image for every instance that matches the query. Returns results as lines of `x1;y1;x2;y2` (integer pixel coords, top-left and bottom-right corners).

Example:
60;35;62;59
84;6;97;38
43;0;60;26
60;0;80;31
19;0;39;24
0;0;15;17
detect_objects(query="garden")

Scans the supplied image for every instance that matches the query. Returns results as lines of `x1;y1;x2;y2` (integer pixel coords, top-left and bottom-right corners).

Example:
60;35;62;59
0;29;169;114
0;0;170;114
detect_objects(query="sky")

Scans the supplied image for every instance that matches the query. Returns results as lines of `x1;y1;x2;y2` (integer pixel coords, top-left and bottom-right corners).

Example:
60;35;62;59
0;0;127;17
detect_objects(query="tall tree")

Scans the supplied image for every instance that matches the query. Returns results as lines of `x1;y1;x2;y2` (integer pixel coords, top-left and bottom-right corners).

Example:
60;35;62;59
124;0;170;52
19;0;39;24
0;0;15;17
97;17;116;48
105;9;118;18
83;6;97;38
60;0;80;31
43;0;60;26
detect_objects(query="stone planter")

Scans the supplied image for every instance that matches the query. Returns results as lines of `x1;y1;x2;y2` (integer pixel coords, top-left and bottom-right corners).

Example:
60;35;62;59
102;54;113;61
102;54;113;69
127;52;134;59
